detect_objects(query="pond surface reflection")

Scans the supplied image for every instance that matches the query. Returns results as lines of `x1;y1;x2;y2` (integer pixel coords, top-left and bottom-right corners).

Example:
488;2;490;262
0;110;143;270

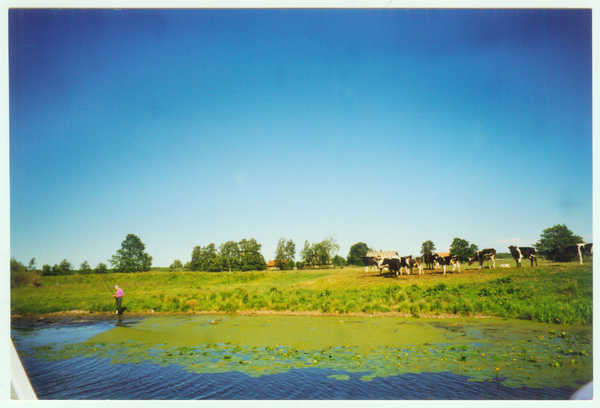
12;315;591;400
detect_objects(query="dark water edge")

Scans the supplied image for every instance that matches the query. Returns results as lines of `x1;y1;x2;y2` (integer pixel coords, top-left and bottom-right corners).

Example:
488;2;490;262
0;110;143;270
20;355;577;400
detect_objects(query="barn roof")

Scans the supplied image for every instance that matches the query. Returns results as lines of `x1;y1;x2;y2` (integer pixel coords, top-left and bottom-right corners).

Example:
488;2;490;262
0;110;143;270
365;251;398;258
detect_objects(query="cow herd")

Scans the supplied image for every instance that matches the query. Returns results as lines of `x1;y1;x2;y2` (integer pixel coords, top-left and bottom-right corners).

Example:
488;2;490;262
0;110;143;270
362;243;593;278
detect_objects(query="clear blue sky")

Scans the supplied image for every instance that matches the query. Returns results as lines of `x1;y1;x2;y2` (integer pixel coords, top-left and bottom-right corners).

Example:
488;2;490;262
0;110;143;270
8;8;593;268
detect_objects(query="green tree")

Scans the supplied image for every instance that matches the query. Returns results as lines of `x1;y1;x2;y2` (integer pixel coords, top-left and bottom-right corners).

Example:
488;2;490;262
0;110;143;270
220;241;241;272
41;264;52;276
332;254;347;268
534;224;584;261
11;257;26;274
238;238;267;271
58;259;73;275
190;244;219;271
449;238;478;262
301;237;339;268
109;234;153;272
79;260;92;274
170;260;183;270
27;258;36;271
420;240;436;256
10;257;34;288
300;240;315;269
275;238;296;270
346;242;369;266
95;262;108;274
51;264;60;275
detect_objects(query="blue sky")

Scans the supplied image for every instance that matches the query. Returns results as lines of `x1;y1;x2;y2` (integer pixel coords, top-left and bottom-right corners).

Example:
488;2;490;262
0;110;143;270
8;8;593;268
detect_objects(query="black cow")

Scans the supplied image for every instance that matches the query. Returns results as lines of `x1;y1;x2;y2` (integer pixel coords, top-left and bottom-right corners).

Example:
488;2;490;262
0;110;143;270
423;253;435;270
508;245;537;267
432;254;460;274
468;248;497;269
565;243;593;265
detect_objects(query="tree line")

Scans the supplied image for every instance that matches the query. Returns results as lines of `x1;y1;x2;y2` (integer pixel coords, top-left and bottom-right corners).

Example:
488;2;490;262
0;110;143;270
10;224;588;287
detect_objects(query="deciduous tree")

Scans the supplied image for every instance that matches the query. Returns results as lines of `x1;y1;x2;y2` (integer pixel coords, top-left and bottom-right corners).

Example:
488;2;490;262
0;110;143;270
95;262;108;274
420;240;436;256
220;241;240;272
346;242;370;266
449;238;477;262
275;238;296;270
238;238;267;271
79;260;92;273
109;234;153;272
190;244;219;271
59;259;73;275
332;255;347;268
534;224;584;261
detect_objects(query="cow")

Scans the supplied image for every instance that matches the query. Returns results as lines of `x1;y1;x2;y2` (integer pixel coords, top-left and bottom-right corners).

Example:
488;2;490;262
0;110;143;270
407;257;424;275
565;243;593;265
508;245;537;267
468;248;497;269
373;255;392;275
432;253;460;274
387;256;415;277
423;253;435;270
362;256;378;273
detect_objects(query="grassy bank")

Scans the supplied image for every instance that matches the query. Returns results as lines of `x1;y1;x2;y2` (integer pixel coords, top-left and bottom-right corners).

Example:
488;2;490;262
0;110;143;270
11;260;593;325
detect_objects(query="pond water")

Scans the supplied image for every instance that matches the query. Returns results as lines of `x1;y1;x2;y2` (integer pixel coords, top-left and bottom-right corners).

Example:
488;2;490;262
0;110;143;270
11;314;592;400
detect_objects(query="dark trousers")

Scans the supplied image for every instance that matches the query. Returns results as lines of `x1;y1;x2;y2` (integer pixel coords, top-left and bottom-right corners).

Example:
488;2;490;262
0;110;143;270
115;297;123;314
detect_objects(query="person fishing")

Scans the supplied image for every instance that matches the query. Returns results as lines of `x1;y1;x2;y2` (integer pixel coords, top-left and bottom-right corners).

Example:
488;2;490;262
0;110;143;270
113;285;126;315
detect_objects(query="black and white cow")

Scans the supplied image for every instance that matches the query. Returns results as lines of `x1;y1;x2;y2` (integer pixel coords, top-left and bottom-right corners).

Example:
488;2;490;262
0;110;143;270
508;245;537;267
407;257;424;275
432;254;460;274
565;243;593;265
362;256;378;273
468;248;497;269
385;256;415;277
373;255;396;275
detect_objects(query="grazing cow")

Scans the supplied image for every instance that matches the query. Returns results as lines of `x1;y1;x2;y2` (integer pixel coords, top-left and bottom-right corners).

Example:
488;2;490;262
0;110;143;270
565;243;593;265
468;248;497;269
423;253;435;270
508;245;537;267
432;254;460;274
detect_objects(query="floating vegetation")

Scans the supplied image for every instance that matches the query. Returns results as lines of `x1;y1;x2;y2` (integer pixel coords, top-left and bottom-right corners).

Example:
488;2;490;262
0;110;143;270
27;315;592;390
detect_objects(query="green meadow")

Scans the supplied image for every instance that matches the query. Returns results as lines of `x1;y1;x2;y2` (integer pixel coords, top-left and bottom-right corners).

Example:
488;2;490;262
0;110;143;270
11;260;592;325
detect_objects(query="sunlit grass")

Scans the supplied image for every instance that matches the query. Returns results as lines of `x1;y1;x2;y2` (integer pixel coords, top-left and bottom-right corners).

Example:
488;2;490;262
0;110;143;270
11;260;592;324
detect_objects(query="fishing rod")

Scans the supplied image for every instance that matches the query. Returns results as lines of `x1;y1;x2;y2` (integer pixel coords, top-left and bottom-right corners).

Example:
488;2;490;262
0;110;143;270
86;251;114;296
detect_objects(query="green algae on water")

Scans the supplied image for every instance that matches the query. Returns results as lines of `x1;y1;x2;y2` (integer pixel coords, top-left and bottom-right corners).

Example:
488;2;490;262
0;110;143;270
29;315;592;390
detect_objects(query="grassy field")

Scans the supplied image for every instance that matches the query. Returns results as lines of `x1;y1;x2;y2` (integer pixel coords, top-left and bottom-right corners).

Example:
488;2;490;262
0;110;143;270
11;258;593;325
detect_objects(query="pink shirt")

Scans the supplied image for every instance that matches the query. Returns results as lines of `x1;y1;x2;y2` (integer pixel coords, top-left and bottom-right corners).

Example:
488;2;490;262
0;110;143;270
115;288;124;297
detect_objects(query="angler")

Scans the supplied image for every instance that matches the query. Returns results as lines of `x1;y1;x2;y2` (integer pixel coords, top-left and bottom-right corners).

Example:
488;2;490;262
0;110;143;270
113;285;126;315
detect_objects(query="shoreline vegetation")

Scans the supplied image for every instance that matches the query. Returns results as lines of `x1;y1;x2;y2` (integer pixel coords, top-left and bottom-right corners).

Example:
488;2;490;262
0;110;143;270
11;261;592;325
